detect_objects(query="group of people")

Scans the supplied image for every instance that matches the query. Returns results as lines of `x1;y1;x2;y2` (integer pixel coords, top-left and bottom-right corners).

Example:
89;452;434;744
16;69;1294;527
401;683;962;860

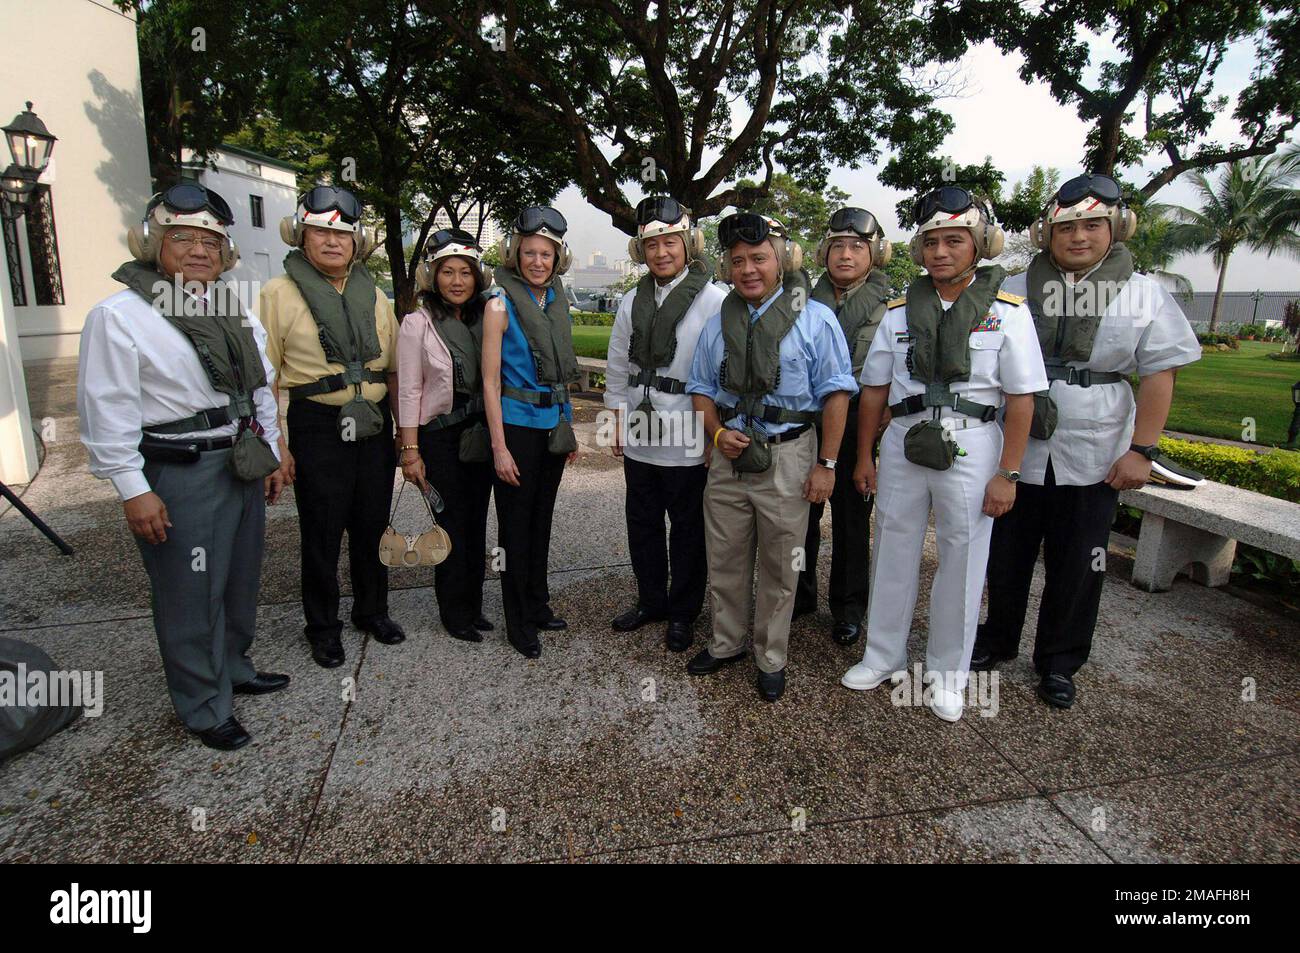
77;170;1199;750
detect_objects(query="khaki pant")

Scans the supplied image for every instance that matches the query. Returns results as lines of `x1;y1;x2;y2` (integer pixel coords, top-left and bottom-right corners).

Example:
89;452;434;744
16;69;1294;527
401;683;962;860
703;428;815;673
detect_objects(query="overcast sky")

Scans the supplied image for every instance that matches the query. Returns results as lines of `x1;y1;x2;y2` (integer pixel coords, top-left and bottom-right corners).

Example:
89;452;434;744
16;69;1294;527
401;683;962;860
555;38;1299;294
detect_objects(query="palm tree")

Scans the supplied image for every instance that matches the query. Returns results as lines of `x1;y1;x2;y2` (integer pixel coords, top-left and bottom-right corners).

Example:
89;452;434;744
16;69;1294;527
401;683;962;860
1166;147;1300;331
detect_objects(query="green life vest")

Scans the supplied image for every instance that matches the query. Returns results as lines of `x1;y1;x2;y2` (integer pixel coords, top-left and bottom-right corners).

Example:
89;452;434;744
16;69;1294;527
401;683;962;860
430;309;483;396
888;265;1007;422
495;267;580;387
717;272;816;425
627;257;713;384
811;269;890;376
282;250;383;396
1026;244;1135;363
112;260;267;429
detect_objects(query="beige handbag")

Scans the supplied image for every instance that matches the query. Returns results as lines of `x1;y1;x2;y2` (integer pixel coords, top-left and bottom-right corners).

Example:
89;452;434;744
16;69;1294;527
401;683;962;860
379;483;451;567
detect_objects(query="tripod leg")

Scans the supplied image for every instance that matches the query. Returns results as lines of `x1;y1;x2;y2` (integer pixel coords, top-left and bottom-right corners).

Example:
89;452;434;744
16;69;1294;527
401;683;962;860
0;481;74;555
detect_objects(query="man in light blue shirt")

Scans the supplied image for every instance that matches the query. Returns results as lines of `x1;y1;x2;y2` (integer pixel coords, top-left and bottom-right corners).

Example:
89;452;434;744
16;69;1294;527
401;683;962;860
685;213;856;702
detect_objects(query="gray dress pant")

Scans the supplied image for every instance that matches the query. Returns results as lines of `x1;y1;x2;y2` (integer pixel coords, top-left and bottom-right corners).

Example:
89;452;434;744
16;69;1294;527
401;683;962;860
136;448;264;730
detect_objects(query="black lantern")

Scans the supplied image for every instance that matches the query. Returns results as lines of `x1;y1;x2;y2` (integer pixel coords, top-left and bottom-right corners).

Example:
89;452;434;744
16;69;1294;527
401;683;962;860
3;102;56;175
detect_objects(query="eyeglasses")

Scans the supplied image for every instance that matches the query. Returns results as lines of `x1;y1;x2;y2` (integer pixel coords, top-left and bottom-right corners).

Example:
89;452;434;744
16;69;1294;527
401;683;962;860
167;231;224;253
636;196;688;226
827;238;871;254
828;207;881;238
300;185;363;222
149;183;234;226
719;212;783;248
514;206;567;236
1055;173;1123;207
914;186;985;226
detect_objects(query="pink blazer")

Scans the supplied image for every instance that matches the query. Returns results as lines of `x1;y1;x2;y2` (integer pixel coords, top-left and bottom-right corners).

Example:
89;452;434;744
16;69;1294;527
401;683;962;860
396;306;454;428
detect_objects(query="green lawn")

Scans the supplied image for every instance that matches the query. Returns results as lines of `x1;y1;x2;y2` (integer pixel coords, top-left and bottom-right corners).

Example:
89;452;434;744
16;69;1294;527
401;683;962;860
1164;341;1297;446
571;327;1297;446
572;325;613;359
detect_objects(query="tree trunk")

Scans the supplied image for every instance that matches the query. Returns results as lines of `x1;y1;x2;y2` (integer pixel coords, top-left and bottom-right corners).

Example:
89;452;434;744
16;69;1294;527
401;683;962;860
1208;253;1230;333
383;204;412;317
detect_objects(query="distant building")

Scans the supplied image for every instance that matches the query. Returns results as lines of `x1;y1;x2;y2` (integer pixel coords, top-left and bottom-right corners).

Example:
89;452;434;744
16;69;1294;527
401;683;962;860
568;263;626;291
181;144;299;286
589;250;607;268
431;203;500;249
1179;291;1297;329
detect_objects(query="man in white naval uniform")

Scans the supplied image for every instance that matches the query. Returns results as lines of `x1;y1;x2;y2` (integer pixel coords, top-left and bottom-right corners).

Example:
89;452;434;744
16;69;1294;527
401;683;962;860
842;187;1047;722
604;196;726;652
78;184;286;751
972;173;1200;708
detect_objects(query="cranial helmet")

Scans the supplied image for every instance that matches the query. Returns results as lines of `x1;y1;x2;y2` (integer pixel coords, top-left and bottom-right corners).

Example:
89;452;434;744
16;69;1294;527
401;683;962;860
715;212;803;282
127;183;239;272
627;195;706;264
498;205;572;275
414;228;493;292
815;206;892;269
279;185;376;260
908;186;1004;266
1030;173;1137;250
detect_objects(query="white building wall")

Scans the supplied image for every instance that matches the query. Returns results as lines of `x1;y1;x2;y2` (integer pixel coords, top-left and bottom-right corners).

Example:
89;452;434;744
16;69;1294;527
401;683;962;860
0;0;153;364
181;146;298;290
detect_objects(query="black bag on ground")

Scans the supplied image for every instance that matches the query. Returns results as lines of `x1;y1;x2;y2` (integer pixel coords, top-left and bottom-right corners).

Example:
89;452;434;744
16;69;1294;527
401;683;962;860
0;637;83;762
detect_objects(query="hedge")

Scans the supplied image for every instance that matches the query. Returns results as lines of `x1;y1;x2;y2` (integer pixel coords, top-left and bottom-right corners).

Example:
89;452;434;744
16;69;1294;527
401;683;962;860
1196;332;1239;349
1157;437;1300;502
572;310;615;326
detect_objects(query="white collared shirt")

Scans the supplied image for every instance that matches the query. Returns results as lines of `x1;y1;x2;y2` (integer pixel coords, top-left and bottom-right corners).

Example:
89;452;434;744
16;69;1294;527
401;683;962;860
860;292;1048;428
78;287;282;501
605;270;727;466
1000;270;1201;486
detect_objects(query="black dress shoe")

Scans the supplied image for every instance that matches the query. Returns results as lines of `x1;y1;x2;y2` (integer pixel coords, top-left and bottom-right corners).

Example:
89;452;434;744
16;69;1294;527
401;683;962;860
538;617;567;631
358;616;406;645
756;668;786;702
611;605;665;632
665;621;693;653
686;648;746;675
831;621;861;646
508;633;542;659
194;716;251;751
970;647;1016;672
448;625;483;643
233;672;291;695
308;633;345;669
1038;673;1076;709
473;616;494;632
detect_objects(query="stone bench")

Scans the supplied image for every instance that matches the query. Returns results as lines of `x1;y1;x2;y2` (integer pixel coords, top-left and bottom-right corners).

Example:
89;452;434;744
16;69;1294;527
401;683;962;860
575;356;608;391
1118;481;1300;592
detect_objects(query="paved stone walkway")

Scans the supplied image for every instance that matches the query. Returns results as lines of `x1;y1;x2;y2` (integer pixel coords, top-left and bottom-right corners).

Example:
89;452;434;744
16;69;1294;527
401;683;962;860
1;364;1296;862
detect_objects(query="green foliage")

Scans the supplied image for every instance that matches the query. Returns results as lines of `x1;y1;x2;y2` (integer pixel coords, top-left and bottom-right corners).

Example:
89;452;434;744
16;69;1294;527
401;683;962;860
572;311;616;327
883;243;921;294
1196;333;1240;348
1165;341;1296;442
731;172;850;255
1157;437;1300;501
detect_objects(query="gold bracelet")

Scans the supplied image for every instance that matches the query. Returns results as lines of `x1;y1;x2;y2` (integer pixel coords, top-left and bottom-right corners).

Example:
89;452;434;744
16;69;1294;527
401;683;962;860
400;444;419;451
713;426;726;448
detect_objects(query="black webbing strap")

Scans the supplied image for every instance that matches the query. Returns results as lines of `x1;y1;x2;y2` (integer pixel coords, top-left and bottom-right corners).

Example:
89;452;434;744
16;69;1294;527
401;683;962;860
1044;364;1125;387
422;396;486;432
502;384;570;408
627;368;688;394
716;402;818;426
288;367;388;401
144;404;236;435
889;388;998;422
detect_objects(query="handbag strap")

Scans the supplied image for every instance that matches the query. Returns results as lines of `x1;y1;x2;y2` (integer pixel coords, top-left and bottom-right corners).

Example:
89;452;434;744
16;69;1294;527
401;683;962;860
387;480;439;531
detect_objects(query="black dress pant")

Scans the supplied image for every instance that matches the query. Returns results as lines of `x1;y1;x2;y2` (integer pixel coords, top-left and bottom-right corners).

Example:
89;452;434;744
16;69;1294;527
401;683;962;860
623;455;708;623
977;458;1119;677
493;423;566;647
419;416;492;630
796;403;872;625
288;397;395;639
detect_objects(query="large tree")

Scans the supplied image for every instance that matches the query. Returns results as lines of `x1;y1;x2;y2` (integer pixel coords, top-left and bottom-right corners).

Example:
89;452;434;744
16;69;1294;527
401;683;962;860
420;0;957;235
948;0;1300;199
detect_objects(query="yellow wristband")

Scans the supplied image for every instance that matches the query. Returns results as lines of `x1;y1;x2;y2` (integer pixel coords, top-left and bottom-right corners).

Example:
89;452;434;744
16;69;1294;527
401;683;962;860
713;426;726;448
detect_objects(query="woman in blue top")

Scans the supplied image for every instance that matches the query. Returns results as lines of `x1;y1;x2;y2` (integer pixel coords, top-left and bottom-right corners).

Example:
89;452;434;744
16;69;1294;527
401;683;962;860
481;207;580;658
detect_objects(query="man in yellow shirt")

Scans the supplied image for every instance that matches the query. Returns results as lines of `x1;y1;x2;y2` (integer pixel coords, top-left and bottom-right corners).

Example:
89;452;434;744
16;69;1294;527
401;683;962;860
259;186;403;668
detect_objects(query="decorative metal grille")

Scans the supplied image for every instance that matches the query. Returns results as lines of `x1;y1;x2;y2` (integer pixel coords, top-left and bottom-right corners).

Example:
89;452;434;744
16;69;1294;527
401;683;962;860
25;185;64;306
2;210;26;306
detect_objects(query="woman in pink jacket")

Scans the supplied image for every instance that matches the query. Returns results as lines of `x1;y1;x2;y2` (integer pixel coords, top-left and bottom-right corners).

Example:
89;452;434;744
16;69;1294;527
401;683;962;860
396;229;494;642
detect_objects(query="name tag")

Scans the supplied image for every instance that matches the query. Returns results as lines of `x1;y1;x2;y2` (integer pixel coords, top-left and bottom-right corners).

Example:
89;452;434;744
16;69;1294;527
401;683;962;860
895;332;913;343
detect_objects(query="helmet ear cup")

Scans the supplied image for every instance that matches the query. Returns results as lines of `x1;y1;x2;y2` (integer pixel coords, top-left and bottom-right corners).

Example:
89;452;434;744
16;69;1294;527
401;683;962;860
354;226;377;261
127;223;153;263
222;239;239;272
1115;207;1137;243
875;237;892;267
716;256;730;283
480;264;494;287
414;258;432;292
627;236;645;265
498;235;515;270
554;242;572;275
1030;217;1048;251
909;234;924;266
690;227;706;258
786;240;803;273
814;238;830;269
983;223;1005;260
279;216;299;246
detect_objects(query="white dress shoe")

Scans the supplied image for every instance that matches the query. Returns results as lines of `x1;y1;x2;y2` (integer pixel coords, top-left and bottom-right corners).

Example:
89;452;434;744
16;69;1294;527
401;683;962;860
928;686;964;722
841;662;901;691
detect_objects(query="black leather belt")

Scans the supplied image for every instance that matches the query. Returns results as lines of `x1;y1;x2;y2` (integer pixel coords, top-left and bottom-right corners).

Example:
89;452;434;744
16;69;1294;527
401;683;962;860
767;424;812;444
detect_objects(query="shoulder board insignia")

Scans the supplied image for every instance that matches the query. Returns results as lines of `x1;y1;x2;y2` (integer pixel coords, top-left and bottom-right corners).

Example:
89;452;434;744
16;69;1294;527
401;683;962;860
887;296;907;309
996;290;1025;305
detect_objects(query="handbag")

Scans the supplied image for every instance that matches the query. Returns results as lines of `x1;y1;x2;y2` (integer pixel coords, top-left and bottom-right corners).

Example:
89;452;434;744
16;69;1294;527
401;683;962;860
378;482;451;567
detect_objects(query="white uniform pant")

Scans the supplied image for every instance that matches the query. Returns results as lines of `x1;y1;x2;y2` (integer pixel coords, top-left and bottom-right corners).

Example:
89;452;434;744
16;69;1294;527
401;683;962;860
861;419;1003;693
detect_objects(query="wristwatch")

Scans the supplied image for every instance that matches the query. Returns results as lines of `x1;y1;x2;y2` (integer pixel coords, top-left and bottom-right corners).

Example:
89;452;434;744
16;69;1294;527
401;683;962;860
818;457;837;470
1129;443;1161;461
996;467;1020;483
